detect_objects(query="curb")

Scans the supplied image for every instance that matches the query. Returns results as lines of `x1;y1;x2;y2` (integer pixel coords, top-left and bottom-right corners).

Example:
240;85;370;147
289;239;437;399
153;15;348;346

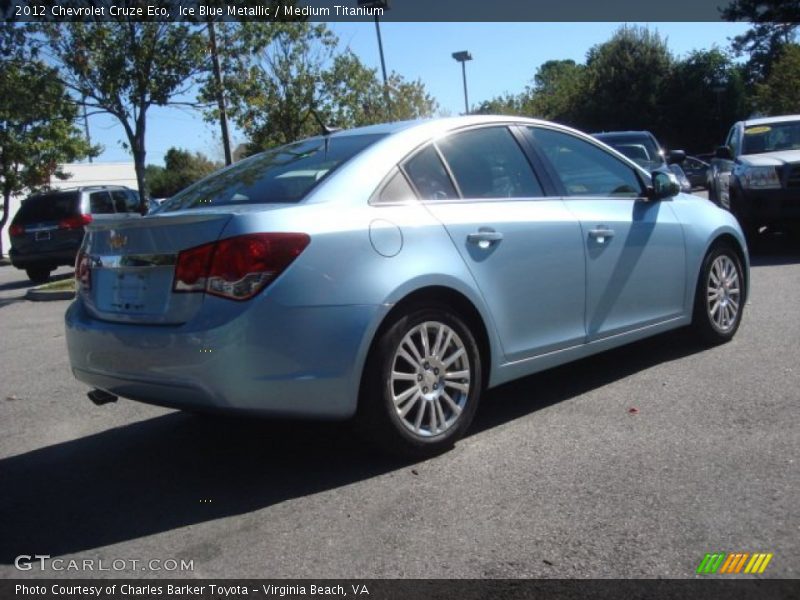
25;288;75;301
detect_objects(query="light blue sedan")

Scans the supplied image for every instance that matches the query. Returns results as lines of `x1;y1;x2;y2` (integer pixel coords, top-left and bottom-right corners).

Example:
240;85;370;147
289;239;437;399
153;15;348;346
66;116;748;457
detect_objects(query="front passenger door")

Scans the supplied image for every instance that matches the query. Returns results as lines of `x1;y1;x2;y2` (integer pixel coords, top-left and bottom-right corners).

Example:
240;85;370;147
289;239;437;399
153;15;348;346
526;126;687;341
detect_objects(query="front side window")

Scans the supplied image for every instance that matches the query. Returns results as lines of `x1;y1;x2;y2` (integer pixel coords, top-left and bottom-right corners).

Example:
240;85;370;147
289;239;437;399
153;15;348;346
403;145;458;201
158;134;385;212
530;128;643;198
436;127;543;199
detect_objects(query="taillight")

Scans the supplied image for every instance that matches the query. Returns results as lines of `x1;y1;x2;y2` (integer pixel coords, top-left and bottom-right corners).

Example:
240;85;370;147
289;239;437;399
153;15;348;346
59;214;92;230
173;233;310;300
9;223;24;237
75;250;91;290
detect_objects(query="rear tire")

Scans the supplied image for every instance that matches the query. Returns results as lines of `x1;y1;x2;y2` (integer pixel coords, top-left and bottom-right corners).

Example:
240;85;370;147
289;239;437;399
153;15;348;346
25;266;52;284
691;245;744;345
356;306;483;458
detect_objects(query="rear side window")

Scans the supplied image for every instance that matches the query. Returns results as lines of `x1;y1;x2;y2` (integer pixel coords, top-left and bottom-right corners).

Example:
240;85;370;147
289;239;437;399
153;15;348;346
436;127;543;199
371;169;417;205
530;128;643;198
109;189;140;213
90;191;115;214
403;145;458;201
12;192;79;223
158;134;385;212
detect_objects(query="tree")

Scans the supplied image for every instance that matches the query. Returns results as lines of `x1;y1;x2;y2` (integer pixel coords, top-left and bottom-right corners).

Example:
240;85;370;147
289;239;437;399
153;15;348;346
581;26;674;133
527;59;587;126
0;26;94;257
722;0;800;83
145;148;221;198
660;48;748;152
473;92;528;116
214;23;437;154
42;21;208;210
754;44;800;115
323;50;437;127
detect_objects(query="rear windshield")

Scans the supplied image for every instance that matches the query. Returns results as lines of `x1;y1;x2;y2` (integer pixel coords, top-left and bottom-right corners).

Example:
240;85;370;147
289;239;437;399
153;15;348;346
13;192;79;223
157;133;386;212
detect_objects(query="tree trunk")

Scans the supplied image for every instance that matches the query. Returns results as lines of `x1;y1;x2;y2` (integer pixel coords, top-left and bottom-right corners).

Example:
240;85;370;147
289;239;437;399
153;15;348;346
132;125;147;214
0;190;11;258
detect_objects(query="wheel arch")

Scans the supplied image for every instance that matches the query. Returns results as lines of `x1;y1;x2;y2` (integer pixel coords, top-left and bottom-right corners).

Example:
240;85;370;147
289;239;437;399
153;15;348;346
356;285;495;410
698;232;750;304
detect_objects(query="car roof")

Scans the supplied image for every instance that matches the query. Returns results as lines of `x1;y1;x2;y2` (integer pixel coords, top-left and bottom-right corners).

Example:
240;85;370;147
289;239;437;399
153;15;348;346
328;115;576;140
742;115;800;127
592;131;655;138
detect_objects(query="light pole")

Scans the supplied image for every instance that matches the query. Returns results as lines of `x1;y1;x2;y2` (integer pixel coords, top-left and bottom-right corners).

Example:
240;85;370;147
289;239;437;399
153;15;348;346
358;0;390;107
452;51;472;114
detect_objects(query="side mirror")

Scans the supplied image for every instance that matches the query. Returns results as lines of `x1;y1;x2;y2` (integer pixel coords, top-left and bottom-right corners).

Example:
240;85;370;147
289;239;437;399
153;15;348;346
667;149;686;165
648;170;680;201
715;145;733;160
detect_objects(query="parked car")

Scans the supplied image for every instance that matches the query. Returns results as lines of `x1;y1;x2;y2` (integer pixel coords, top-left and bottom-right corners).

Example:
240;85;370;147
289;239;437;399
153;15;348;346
9;186;141;282
65;116;748;457
709;114;800;240
682;156;710;189
593;130;692;192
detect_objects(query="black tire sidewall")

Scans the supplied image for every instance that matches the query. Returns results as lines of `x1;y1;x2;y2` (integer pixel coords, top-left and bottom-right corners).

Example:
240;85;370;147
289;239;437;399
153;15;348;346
693;245;744;344
359;306;483;457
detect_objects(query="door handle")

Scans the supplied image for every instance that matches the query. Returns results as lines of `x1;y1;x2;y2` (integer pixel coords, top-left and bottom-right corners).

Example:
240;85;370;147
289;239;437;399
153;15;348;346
588;227;615;243
467;229;504;247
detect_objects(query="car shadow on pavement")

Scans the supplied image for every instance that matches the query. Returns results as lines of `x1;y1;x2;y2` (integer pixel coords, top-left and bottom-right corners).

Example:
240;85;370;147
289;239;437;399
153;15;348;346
0;270;73;292
0;327;708;562
749;230;800;267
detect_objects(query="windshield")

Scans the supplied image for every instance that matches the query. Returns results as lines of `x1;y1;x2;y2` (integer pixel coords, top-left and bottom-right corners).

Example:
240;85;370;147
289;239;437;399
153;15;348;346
158;133;386;212
742;121;800;155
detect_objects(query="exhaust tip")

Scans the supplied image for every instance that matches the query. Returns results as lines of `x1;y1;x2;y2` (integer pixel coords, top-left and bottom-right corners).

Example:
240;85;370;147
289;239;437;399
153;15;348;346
88;389;118;406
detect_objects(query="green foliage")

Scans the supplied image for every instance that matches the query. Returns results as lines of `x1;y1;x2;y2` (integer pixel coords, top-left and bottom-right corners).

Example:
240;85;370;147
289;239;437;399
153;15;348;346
754;44;800;115
722;0;799;83
146;148;221;199
0;28;95;254
206;23;437;153
581;26;674;133
527;60;587;125
42;22;209;206
660;48;748;152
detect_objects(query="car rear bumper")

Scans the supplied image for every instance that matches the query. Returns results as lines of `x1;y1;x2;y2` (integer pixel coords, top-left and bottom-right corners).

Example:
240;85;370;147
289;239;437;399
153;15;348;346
65;297;387;419
9;247;77;269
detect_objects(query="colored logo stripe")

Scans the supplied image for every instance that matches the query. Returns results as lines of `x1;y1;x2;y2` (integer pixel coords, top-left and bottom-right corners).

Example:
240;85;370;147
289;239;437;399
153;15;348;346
697;553;726;574
744;553;773;574
696;552;773;574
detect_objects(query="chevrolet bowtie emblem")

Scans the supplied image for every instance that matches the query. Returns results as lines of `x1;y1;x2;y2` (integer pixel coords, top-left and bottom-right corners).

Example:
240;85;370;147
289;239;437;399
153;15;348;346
109;232;128;250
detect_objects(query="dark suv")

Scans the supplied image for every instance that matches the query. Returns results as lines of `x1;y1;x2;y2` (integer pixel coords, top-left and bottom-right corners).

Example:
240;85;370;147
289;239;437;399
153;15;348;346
9;186;141;282
709;115;800;240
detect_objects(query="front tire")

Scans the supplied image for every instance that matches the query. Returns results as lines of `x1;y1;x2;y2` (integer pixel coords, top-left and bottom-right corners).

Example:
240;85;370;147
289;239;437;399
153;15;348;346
356;306;483;458
692;245;745;345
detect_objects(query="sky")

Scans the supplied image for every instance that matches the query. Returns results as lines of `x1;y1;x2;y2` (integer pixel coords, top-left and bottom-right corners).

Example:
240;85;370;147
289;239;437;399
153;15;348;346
85;21;752;166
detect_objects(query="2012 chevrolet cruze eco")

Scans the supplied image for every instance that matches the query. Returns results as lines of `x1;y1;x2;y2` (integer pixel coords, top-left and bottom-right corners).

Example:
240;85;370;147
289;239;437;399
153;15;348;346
66;116;749;457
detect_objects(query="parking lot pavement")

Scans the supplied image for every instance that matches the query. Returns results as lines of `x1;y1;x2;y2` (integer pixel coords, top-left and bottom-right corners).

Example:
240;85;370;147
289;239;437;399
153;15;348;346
0;234;798;580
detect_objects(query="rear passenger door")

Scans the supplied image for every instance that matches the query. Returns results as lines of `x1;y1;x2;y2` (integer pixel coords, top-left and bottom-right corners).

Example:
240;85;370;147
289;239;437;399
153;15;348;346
404;125;586;362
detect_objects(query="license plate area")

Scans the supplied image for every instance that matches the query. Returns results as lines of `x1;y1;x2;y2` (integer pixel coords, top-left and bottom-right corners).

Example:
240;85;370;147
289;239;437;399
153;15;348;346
35;230;51;241
110;271;148;312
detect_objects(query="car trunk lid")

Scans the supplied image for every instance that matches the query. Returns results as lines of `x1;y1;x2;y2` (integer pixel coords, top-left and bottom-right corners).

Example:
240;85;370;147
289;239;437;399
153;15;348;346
80;211;234;324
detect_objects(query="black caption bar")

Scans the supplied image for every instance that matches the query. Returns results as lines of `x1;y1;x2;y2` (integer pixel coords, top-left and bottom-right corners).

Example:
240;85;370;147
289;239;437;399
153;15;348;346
4;0;748;23
3;580;800;600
